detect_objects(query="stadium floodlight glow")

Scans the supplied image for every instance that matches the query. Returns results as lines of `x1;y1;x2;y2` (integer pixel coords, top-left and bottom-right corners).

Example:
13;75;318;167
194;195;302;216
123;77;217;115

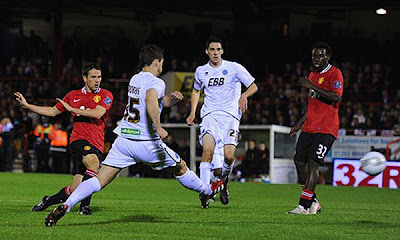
376;8;387;15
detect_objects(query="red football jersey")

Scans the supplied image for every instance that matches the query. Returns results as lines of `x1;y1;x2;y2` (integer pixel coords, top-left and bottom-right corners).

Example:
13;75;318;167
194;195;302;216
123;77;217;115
302;64;343;138
55;87;113;152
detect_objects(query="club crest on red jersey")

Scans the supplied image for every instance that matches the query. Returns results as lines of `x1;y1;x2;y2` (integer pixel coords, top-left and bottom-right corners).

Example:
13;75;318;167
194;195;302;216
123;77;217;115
318;77;324;84
93;95;101;103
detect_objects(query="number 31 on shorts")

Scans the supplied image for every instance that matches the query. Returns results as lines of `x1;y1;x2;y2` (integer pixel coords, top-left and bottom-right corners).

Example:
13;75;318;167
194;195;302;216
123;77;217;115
316;144;327;159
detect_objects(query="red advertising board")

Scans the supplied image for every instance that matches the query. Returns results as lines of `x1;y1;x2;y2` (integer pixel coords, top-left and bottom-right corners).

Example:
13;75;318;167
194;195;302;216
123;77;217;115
333;159;400;189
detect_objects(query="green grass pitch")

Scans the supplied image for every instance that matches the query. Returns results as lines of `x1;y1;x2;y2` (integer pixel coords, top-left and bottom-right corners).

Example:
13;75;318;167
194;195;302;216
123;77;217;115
0;172;399;240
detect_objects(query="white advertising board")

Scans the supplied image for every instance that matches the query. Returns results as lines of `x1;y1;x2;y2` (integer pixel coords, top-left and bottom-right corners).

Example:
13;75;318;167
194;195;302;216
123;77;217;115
333;159;400;189
326;136;398;162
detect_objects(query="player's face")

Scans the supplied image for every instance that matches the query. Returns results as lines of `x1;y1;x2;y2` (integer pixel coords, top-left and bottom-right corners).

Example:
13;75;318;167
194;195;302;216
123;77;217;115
83;69;102;93
312;48;330;70
155;58;164;76
206;42;223;66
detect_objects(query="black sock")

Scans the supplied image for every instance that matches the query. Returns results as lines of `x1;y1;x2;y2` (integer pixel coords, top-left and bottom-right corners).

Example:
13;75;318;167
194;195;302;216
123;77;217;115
79;169;97;209
299;198;313;209
312;193;317;203
46;186;69;206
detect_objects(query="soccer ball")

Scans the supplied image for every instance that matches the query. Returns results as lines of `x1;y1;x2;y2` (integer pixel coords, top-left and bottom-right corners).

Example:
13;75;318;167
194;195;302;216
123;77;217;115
360;151;387;176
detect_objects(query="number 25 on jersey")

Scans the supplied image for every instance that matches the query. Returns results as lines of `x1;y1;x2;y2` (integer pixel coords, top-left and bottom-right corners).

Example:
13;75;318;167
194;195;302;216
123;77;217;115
124;97;140;123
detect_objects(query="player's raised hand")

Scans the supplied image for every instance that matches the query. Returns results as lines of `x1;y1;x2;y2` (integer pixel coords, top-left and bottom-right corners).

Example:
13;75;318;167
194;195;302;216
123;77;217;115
186;114;195;126
170;91;183;101
156;127;168;139
14;92;29;108
56;98;73;112
239;95;248;113
298;76;313;89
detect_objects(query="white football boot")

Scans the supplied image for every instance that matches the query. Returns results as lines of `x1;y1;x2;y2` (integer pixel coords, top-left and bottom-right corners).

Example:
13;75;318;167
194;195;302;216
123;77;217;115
287;205;313;214
310;199;322;214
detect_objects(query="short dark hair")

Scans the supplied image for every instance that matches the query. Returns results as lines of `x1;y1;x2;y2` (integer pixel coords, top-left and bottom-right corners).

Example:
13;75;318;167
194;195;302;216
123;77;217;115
206;36;223;49
82;62;101;77
139;44;164;68
312;42;332;56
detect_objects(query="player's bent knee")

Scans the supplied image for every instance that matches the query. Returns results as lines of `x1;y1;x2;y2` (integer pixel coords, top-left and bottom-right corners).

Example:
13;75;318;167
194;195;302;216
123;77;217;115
224;155;235;164
83;154;100;171
308;159;320;170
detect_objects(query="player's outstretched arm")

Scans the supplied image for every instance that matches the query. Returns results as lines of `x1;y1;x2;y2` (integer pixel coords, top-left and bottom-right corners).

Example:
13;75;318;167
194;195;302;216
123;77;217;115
163;91;183;108
146;89;168;139
14;92;61;117
56;98;106;119
239;83;258;113
186;88;201;126
298;77;341;103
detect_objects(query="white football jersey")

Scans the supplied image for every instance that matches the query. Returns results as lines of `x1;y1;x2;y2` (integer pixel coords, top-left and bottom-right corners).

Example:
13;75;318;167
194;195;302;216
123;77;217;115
194;60;255;119
114;71;165;140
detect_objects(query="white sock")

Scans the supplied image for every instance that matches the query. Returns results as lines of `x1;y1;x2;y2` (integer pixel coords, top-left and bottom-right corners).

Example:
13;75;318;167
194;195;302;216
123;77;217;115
176;169;211;195
64;177;101;212
199;162;212;185
222;160;235;178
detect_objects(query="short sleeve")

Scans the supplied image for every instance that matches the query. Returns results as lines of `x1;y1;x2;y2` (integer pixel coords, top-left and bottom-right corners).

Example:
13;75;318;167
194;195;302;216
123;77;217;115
99;90;114;111
149;79;165;99
330;69;344;97
55;92;71;112
235;63;255;88
193;68;203;90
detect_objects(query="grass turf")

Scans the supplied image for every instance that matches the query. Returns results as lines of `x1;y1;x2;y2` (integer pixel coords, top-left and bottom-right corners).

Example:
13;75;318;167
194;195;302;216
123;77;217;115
0;172;399;240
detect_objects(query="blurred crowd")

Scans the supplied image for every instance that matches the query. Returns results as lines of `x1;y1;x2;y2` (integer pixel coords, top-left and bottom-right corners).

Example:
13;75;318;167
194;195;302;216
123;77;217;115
0;28;400;174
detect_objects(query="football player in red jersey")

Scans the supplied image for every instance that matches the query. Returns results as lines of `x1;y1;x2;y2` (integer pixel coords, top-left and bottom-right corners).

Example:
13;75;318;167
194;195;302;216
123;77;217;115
14;62;113;215
288;42;343;214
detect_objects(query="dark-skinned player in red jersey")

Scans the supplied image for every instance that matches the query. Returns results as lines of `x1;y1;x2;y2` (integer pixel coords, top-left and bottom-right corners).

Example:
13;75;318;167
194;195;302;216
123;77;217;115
14;62;113;215
287;42;343;214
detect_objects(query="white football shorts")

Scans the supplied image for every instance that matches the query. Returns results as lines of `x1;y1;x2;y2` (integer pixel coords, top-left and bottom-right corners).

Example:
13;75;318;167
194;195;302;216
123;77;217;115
199;111;240;148
102;136;181;170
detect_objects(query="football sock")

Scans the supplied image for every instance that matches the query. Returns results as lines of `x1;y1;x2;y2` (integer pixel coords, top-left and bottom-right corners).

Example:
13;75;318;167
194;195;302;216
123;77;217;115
176;169;211;195
64;177;101;212
199;162;212;184
312;193;317;202
222;160;235;178
79;169;97;209
299;188;314;209
45;186;71;206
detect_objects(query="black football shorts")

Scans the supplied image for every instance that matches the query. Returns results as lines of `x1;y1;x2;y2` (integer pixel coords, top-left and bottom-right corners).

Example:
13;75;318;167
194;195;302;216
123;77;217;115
294;132;336;165
69;139;102;175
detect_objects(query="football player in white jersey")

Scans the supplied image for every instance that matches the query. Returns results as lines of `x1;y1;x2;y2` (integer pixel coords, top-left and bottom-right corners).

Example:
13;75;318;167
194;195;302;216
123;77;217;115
44;44;224;227
186;36;258;208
